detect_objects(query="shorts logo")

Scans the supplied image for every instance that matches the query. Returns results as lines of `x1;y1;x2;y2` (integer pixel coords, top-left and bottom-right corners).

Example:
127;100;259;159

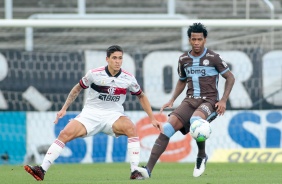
200;104;211;115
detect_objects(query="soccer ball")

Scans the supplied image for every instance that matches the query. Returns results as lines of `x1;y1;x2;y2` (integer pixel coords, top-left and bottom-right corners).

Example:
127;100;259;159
190;119;211;142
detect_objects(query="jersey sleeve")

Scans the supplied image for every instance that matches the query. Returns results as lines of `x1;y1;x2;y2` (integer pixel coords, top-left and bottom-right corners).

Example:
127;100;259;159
178;59;187;80
79;70;93;89
214;54;230;75
129;76;142;95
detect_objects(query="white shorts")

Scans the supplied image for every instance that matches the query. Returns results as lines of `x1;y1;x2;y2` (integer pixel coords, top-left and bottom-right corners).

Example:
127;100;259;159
74;107;127;137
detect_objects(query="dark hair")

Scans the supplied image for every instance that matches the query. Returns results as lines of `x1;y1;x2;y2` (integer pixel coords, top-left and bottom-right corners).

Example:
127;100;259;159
106;45;123;57
187;23;208;38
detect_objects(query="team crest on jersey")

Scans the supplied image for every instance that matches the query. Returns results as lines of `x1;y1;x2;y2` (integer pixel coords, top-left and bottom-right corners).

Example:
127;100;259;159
108;86;116;95
203;59;209;66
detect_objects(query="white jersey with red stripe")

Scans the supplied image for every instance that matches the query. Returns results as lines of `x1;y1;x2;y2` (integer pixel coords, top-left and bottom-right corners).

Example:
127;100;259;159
79;66;142;113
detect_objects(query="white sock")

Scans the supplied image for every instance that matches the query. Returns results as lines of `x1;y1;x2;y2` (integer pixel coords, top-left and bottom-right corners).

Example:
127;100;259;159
41;139;65;172
128;137;140;172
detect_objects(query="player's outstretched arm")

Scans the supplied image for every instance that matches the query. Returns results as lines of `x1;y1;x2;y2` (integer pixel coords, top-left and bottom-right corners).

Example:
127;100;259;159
137;92;162;132
54;83;83;124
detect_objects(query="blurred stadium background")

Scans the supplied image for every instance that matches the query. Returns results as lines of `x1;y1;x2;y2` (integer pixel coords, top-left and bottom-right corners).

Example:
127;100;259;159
0;0;282;166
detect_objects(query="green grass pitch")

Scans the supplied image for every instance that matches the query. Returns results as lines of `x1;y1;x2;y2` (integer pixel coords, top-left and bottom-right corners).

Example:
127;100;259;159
1;163;282;184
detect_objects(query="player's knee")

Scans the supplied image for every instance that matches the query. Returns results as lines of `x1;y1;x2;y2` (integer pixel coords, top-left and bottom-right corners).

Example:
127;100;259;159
126;126;136;137
163;122;175;138
190;116;202;124
58;129;72;143
122;123;137;137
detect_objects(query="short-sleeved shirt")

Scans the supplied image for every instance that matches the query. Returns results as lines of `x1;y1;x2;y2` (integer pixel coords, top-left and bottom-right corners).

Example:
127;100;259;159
178;47;230;103
79;65;142;113
172;48;230;134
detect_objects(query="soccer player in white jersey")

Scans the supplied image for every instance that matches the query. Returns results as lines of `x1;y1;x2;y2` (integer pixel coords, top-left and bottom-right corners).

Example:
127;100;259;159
24;45;160;181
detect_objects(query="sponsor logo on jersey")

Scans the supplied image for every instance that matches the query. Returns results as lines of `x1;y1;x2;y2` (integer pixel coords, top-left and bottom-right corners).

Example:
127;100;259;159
222;61;228;68
218;55;228;68
186;68;206;76
178;62;182;76
98;94;120;102
206;53;214;57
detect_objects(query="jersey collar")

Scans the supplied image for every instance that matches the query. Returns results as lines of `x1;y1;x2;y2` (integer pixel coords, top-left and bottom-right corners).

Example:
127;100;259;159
105;66;122;77
188;47;207;59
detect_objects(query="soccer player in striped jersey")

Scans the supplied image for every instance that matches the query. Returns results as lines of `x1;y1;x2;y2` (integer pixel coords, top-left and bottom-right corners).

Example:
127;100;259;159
24;45;159;181
144;23;235;178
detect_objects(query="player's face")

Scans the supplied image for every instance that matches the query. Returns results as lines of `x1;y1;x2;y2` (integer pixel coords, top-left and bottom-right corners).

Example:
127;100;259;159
189;32;206;56
106;51;123;74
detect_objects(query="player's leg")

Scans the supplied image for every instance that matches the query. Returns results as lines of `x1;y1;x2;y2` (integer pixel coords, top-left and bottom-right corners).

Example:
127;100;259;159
145;99;193;177
145;115;183;175
190;114;207;158
190;111;209;177
24;117;88;181
111;116;145;179
41;119;87;171
191;102;217;177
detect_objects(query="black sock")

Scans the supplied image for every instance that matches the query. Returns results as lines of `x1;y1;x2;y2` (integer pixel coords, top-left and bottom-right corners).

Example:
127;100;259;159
196;141;206;158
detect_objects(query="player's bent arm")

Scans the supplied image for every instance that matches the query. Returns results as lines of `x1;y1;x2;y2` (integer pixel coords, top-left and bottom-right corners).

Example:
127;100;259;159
220;71;235;102
137;92;155;120
170;79;186;102
61;83;83;111
160;79;186;112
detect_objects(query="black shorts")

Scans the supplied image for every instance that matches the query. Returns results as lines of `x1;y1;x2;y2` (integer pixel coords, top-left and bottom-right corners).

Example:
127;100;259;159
170;96;218;135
